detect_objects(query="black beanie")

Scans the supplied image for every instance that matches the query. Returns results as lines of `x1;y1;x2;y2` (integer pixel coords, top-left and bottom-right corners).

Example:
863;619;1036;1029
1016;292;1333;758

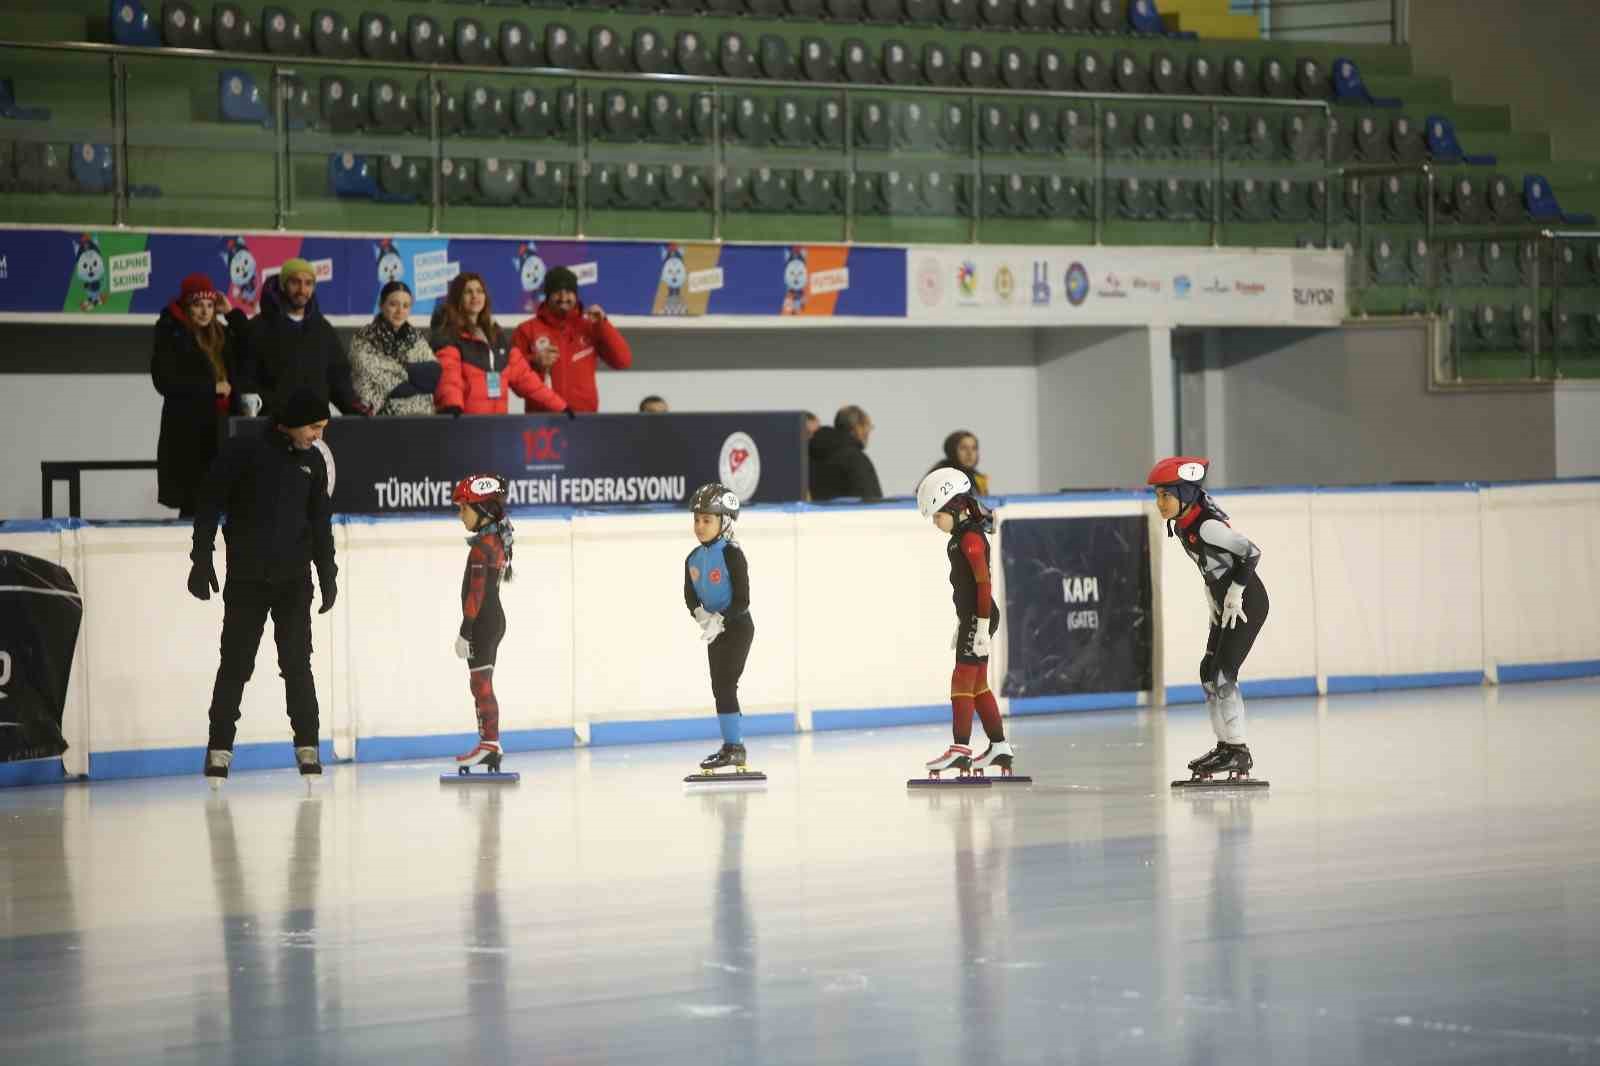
543;266;579;297
276;388;330;429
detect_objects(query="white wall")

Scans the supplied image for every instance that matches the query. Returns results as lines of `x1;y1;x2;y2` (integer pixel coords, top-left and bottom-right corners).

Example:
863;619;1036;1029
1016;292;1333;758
1554;384;1600;478
1035;327;1162;492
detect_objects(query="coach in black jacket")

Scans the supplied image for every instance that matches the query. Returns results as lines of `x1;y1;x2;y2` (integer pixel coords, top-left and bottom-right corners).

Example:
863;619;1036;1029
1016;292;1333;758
234;258;369;420
188;388;337;777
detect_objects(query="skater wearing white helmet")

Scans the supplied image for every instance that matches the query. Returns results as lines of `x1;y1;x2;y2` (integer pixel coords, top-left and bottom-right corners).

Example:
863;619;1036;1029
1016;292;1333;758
1147;456;1269;786
450;473;516;777
684;483;758;778
915;467;1017;779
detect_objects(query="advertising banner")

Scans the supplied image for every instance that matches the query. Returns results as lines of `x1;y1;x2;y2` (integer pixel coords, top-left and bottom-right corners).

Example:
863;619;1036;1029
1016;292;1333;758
999;516;1152;698
0;229;907;321
230;411;807;514
908;245;1346;327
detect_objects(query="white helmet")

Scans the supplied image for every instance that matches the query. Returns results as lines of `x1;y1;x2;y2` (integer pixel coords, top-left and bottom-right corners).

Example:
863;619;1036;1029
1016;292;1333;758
917;466;972;519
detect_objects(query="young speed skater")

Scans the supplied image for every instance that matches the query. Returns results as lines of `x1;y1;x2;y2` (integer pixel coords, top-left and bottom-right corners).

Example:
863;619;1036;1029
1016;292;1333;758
683;483;758;777
1147;457;1269;784
915;466;1017;779
451;473;515;775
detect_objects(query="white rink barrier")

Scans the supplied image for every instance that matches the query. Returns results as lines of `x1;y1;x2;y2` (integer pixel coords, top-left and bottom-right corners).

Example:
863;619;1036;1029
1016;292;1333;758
2;480;1596;785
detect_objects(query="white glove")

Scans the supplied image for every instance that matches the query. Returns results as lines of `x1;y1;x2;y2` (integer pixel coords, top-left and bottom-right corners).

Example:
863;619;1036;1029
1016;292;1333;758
692;605;711;628
700;612;725;643
1220;583;1248;630
454;635;472;660
951;625;960;650
970;620;992;658
1203;584;1220;625
239;392;263;417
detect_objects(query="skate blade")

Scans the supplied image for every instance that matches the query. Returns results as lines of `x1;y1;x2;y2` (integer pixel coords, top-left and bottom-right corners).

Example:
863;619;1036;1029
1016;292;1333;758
1171;777;1269;789
981;773;1033;786
684;769;768;788
440;770;521;784
907;776;991;789
207;777;224;792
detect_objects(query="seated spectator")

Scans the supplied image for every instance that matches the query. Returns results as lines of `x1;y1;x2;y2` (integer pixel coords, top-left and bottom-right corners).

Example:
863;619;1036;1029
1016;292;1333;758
433;272;568;417
151;273;240;517
349;281;441;417
929;430;989;495
808;405;883;501
639;395;669;413
513;267;633;413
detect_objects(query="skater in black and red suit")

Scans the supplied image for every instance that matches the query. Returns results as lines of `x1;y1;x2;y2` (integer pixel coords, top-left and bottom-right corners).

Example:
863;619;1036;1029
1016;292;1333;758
1147;456;1268;781
451;474;515;773
915;466;1016;777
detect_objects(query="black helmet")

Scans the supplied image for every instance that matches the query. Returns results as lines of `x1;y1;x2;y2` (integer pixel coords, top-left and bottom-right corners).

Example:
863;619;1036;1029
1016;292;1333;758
690;482;740;538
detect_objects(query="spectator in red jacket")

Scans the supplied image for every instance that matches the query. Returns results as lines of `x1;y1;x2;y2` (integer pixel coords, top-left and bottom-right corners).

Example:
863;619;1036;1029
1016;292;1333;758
433;272;567;417
511;266;633;413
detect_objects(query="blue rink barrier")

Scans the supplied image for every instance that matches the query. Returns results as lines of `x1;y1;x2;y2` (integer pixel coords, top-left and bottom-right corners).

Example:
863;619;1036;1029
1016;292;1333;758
88;739;337;781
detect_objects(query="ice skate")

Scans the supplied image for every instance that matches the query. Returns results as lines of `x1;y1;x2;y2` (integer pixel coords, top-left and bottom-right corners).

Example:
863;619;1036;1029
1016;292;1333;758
909;745;989;789
1173;742;1267;789
685;743;767;786
204;749;232;791
1187;741;1227;772
456;740;504;773
295;745;322;778
969;740;1033;785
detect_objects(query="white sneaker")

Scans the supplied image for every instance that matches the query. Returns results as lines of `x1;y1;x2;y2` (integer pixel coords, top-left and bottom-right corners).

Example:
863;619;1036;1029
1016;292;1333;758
925;744;973;773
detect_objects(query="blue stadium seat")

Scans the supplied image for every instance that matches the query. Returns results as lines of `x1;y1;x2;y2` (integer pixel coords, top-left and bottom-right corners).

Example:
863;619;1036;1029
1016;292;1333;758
70;144;114;193
1424;115;1495;166
1332;58;1400;108
0;77;50;121
329;153;377;199
1127;0;1162;34
110;0;161;47
1524;174;1597;226
219;69;270;126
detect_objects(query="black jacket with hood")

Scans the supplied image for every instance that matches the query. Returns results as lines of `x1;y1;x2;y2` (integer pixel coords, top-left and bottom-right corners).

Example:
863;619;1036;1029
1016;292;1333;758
150;301;242;513
236;275;359;418
808;426;883;502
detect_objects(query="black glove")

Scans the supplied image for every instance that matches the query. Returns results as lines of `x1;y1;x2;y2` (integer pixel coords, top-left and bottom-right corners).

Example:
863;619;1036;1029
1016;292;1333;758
388;381;423;400
317;571;337;614
441;405;463;418
565;406;577;421
406;360;443;393
187;558;218;602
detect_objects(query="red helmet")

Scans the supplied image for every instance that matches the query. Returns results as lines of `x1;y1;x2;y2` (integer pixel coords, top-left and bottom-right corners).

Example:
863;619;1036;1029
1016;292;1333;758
1146;456;1209;487
452;473;509;508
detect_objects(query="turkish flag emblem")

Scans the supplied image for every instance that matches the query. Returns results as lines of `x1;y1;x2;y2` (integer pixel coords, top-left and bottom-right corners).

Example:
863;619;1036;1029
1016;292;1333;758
709;569;723;584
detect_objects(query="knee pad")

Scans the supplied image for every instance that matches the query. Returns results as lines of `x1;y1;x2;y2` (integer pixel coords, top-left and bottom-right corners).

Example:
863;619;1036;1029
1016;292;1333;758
1199;654;1218;697
1215;673;1239;701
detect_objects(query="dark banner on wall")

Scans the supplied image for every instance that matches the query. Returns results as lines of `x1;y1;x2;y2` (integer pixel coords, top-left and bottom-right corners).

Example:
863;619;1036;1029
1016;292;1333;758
1000;516;1152;697
0;552;81;764
230;412;806;514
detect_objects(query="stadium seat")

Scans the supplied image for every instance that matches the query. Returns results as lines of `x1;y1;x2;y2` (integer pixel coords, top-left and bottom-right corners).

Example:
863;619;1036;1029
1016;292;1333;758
1486;173;1519;223
663;163;710;211
279;74;314;130
1442;240;1480;287
1294;57;1324;98
1000;172;1041;218
1480;240;1519;286
1333;58;1401;107
905;0;939;24
378;155;422;203
750;167;794;212
1282;112;1324;162
722;169;753;213
1508;303;1537;353
1150;51;1181;95
827;0;865;21
1039;47;1069;91
1187;54;1219;95
619;163;662;211
1469;303;1511;350
855;98;889;149
1174;108;1209;157
1525;174;1598;226
981;0;1016;28
794;168;842;213
213;5;256;51
725;95;769;147
1245;112;1279;159
1020;104;1057;153
70;144;114;194
713;32;752;79
479;158;521;206
1076;49;1109;92
630;28;668;73
1379;174;1422;223
1258;56;1290;98
310;10;355;59
762;35;800;81
111;0;161;48
545;24;580;69
1354;114;1387;162
1425;115;1495;166
359;13;403;62
1224;56;1255;97
1326;112;1355;162
770;96;812;147
866;0;902;22
1406;238;1434;287
843;39;879;83
161;2;206;49
1213;111;1246;157
1158;177;1209;221
1101;107;1132;156
455;18;493;65
1228;178;1267;222
644;90;685;142
1090;0;1122;32
1132;109;1168;157
512;88;555;139
687;93;716;143
587;163;620;211
524;159;572;208
1391;116;1425;164
369;79;413;134
920;171;961;216
495;21;535;66
329;152;377;199
1114;50;1147;93
219;70;269;126
466;83;508;136
1043;174;1090;219
407;15;446;63
1115;176;1156;220
1018;0;1051;30
319;76;363;134
943;0;978;29
677;31;715;77
1369;234;1406;286
263;7;306;54
1059;103;1092;153
980;103;1015;153
1055;0;1091;31
923;42;955;86
442;158;477;205
937;100;968;151
960;44;994;87
419;79;464;137
998;46;1034;89
15;142;69;193
748;0;784;16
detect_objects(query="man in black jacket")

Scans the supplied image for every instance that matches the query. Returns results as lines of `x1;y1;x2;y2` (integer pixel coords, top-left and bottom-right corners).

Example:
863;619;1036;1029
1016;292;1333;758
808;405;884;502
235;258;368;420
188;388;338;782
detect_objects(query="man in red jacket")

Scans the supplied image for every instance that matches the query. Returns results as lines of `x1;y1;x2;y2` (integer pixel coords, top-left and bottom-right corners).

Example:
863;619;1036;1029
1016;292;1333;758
511;266;634;413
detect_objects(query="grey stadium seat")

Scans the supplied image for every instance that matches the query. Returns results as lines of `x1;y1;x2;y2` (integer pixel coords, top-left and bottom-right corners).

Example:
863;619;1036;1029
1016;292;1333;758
843;39;879;83
892;99;936;148
719;33;757;79
465;83;508;136
1151;51;1182;94
1056;0;1091;31
981;0;1016;28
762;35;799;81
633;29;670;74
644;91;686;143
500;21;537;66
1101;107;1133;156
1018;0;1052;29
827;0;864;20
866;0;902;23
590;26;627;72
923;42;955;86
524;160;572;208
883;40;916;85
379;155;423;203
938;100;969;151
319;76;362;134
214;5;257;51
677;31;716;78
1228;177;1268;221
1134;110;1169;157
479;158;521;206
1258;56;1290;98
161;2;206;49
777;96;817;147
618;163;662;210
358;12;403;62
545;24;580;69
441;158;477;205
1090;0;1122;32
960;44;994;87
512;87;555;139
943;0;978;28
802;38;840;82
750;167;794;212
369;79;413;134
1188;54;1220;95
597;89;640;141
855;98;889;149
1114;50;1148;93
1116;177;1157;221
905;0;939;24
1020;105;1056;153
454;18;492;66
407;15;446;64
729;95;772;147
1391;116;1425;164
1354;114;1387;162
1059;103;1093;153
1076;50;1110;93
980;103;1015;153
663;164;710;211
1294;57;1324;98
1043;174;1090;219
1039;47;1069;91
1224;56;1255;96
263;7;306;54
998;47;1034;90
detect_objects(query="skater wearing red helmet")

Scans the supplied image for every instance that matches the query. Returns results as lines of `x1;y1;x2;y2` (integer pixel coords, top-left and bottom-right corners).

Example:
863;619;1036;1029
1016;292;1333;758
913;466;1020;781
451;473;516;776
1147;457;1268;786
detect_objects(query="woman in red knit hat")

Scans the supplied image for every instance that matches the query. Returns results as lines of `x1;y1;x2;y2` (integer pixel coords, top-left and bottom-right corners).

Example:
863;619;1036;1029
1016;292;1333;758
151;273;241;516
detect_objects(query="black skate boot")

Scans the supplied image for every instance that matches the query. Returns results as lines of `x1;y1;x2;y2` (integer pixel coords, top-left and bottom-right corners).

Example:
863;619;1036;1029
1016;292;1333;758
699;742;747;772
203;749;232;789
295;745;323;777
1187;741;1226;772
1208;742;1253;779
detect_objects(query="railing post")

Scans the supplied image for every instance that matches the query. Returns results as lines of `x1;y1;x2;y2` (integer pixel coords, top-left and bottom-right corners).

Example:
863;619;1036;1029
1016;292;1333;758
968;93;979;244
1092;98;1104;246
427;72;441;234
272;66;289;230
109;54;128;225
842;88;854;243
1530;238;1542;378
1551;234;1563;379
1209;102;1220;246
575;80;589;238
1321;104;1333;250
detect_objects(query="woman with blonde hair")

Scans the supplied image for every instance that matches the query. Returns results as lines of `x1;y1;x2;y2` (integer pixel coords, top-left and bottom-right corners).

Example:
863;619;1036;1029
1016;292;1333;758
433;272;567;416
151;273;240;516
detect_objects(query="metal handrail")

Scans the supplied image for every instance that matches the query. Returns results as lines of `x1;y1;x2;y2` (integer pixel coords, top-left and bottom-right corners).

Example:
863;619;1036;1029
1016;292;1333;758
1;36;1333;241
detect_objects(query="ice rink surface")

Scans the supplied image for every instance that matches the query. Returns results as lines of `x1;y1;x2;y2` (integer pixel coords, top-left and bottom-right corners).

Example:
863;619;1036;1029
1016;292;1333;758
3;679;1598;1066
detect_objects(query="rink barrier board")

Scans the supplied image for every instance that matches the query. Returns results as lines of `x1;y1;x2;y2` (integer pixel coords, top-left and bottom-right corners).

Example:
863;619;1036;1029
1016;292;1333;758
1496;659;1600;683
811;704;950;731
87;739;337;781
1007;692;1145;715
1324;670;1487;694
0;758;69;788
588;712;798;747
357;727;578;763
1165;677;1321;704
